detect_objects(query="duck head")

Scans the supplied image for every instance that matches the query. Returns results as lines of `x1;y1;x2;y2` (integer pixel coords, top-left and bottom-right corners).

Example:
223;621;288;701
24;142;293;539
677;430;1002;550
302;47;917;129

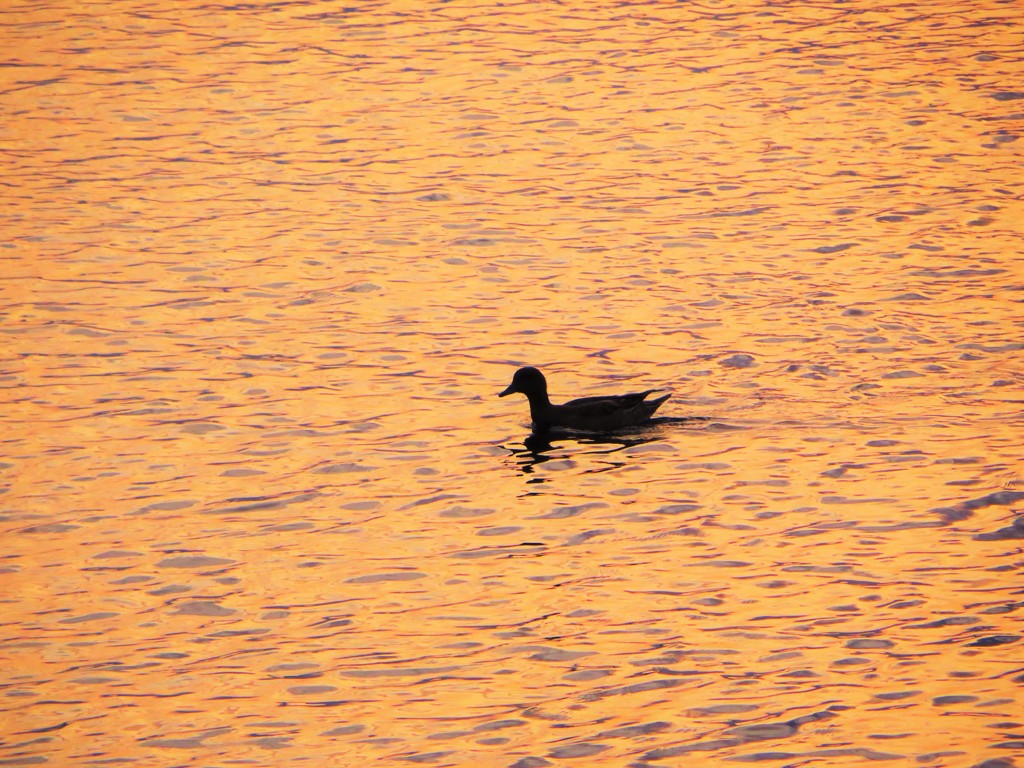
499;366;549;400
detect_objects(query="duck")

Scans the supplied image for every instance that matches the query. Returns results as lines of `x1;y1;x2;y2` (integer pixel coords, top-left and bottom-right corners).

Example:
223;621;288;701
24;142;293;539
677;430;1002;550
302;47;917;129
499;366;671;431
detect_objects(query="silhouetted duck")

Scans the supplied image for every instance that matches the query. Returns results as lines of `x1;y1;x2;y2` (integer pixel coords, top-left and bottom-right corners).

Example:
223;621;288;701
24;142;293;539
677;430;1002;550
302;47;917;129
499;366;670;431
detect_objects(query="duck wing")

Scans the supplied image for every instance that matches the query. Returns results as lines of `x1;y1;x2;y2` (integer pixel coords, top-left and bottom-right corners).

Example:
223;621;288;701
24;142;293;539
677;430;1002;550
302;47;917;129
543;391;672;430
562;390;663;416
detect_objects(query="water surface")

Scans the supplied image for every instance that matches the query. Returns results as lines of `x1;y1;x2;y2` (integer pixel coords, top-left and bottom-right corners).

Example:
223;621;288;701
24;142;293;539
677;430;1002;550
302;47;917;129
2;0;1023;766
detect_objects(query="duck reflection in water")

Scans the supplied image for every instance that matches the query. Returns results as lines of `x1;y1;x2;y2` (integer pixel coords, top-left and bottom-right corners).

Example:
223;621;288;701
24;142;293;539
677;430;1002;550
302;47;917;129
510;428;665;477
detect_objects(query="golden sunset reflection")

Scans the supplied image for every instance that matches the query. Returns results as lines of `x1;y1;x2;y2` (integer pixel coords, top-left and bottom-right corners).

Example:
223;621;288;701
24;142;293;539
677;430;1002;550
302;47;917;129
1;0;1022;765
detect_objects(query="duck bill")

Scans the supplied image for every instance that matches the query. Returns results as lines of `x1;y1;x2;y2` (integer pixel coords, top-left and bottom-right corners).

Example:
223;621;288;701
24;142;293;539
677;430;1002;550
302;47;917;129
498;384;517;397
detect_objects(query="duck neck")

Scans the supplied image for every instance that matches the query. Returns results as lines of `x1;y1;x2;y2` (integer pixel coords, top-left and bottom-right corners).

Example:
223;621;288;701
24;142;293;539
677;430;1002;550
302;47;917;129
526;387;551;425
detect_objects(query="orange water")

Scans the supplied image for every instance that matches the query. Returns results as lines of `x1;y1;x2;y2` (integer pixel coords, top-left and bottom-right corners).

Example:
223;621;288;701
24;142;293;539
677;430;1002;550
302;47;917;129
2;0;1023;766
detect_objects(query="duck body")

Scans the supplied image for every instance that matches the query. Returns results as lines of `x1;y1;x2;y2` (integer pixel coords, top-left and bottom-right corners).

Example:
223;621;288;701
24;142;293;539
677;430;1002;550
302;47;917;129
499;366;670;431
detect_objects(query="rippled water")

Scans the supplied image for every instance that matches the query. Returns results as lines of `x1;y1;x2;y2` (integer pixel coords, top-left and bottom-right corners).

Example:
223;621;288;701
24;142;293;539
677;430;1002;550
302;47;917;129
2;0;1023;765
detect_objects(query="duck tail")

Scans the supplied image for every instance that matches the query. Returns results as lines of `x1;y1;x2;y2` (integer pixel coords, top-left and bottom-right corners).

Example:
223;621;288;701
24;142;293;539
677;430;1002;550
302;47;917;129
646;392;671;412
